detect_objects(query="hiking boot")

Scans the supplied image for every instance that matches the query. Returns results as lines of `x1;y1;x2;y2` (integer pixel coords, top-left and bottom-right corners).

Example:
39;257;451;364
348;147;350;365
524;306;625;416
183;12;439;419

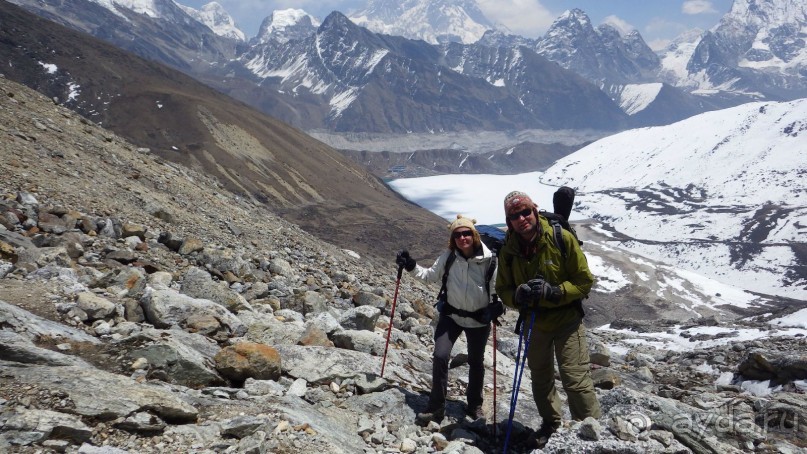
415;405;445;426
528;422;560;449
466;404;485;420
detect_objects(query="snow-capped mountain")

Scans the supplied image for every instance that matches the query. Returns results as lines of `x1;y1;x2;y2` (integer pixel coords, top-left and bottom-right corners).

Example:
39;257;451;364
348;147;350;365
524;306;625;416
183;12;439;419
9;0;807;137
542;99;807;300
684;0;807;99
177;1;245;41
348;0;493;44
534;9;660;85
237;11;628;133
253;8;320;45
657;28;705;85
9;0;239;73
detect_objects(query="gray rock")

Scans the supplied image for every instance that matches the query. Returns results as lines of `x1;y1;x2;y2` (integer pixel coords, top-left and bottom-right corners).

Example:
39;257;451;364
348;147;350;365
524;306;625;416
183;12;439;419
0;300;99;344
304;311;342;335
76;292;116;321
115;411;166;433
276;345;425;387
243;378;286;397
0;408;91;446
1;362;198;422
117;330;224;387
0;330;89;366
332;330;385;355
287;378;308;397
16;191;38;205
219;415;269;439
77;443;130;453
589;336;611;367
579;416;602;440
141;288;245;336
180;267;252;313
300;290;327;315
199;247;254;279
269;258;293;277
338;306;381;331
352;291;386;309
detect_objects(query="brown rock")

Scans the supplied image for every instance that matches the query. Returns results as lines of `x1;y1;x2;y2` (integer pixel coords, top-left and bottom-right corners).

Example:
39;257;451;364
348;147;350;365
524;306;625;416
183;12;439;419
214;342;281;384
122;222;147;240
185;314;221;336
0;241;17;262
123;299;145;323
297;325;334;347
178;237;204;255
592;367;622;390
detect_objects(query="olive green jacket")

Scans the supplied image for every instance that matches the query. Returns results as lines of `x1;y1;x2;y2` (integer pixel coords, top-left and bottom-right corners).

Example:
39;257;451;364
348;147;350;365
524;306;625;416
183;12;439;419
495;216;594;330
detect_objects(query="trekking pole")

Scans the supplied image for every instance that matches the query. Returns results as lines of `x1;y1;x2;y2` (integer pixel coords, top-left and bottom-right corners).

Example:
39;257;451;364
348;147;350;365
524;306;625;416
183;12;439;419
503;310;536;454
380;264;404;378
492;322;498;438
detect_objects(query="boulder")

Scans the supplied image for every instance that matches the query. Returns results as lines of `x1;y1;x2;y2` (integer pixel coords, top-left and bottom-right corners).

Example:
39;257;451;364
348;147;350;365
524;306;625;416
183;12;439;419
214;342;281;383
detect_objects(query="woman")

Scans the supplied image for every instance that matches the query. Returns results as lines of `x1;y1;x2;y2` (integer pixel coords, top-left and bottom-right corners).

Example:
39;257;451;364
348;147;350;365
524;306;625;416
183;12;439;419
396;215;502;424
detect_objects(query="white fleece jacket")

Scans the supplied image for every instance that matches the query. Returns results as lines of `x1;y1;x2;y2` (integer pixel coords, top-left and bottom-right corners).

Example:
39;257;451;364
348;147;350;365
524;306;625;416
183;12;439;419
409;243;497;328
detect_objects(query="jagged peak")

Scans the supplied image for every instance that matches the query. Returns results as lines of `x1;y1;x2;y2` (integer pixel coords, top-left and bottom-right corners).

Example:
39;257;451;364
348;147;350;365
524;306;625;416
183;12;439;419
255;8;320;44
556;8;591;27
178;1;245;41
725;0;807;27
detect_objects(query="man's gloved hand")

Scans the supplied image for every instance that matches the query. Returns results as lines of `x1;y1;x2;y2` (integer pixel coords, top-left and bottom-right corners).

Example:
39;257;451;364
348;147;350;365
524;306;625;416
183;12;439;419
526;278;563;303
544;284;563;303
395;250;417;271
515;283;535;309
489;299;505;326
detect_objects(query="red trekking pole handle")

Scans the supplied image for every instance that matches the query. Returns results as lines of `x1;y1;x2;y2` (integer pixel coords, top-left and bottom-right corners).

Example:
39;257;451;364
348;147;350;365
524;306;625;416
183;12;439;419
380;264;404;378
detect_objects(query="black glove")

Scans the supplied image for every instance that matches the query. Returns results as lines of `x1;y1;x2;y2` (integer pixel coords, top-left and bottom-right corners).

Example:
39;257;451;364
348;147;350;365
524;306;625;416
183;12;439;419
515;283;535;309
395;249;417;271
489;299;505;326
526;278;563;303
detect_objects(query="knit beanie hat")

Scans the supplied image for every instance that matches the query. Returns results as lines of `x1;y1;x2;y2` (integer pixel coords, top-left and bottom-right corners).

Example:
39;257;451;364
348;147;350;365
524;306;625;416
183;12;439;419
503;190;536;213
448;214;477;232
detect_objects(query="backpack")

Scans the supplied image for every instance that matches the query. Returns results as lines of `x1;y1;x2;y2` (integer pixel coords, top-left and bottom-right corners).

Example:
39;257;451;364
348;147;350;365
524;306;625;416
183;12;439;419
476;224;506;255
540;186;582;259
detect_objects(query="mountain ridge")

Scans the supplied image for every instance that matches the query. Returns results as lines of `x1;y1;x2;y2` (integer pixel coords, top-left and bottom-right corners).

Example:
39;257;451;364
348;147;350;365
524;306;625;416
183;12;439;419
0;0;447;261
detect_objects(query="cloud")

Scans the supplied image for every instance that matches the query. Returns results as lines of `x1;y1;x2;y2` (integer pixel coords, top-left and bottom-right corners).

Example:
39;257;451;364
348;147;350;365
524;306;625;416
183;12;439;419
477;0;556;38
682;0;718;15
602;15;635;36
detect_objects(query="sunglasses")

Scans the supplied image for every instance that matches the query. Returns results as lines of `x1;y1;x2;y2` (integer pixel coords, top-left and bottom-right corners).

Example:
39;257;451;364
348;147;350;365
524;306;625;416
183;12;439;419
452;230;473;239
507;208;533;221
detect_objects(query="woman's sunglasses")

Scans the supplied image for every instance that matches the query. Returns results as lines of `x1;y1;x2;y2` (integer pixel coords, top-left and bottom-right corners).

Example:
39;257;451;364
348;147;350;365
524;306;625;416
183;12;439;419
452;230;474;239
507;208;533;221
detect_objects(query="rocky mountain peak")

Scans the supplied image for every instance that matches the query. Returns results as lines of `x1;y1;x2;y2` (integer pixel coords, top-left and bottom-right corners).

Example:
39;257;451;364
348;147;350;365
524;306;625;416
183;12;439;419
684;0;807;97
726;0;807;28
254;8;320;44
178;1;245;41
348;0;493;44
555;8;593;31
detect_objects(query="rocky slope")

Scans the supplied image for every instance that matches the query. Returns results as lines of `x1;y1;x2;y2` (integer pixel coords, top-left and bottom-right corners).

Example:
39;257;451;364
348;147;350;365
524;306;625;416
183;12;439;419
0;0;449;262
1;75;806;453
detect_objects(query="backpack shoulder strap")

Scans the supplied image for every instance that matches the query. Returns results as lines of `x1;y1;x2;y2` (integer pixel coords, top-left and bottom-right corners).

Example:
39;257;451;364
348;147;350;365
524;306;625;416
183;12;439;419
484;255;497;300
551;220;568;259
438;252;457;302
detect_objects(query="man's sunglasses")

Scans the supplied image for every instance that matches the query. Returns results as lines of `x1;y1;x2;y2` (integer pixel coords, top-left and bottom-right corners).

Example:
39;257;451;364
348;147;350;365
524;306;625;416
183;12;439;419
452;230;474;239
507;208;533;221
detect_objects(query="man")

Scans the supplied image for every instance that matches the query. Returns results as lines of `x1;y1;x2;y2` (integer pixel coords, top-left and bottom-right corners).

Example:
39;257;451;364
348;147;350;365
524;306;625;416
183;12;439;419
495;190;600;447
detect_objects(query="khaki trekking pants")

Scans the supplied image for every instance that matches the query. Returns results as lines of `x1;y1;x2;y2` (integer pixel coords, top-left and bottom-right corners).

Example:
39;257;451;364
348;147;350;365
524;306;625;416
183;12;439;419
526;318;601;426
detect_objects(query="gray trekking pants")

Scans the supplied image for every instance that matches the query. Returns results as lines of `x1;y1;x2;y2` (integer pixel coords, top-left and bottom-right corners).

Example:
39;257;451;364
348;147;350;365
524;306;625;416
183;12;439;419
428;314;490;411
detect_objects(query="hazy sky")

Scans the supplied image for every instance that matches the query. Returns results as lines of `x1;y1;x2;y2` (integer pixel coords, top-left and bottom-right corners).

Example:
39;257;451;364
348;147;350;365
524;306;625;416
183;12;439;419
178;0;734;49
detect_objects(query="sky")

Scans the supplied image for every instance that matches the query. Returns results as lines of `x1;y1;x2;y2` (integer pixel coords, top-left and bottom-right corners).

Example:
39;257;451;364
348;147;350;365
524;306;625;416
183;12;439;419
179;0;734;50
